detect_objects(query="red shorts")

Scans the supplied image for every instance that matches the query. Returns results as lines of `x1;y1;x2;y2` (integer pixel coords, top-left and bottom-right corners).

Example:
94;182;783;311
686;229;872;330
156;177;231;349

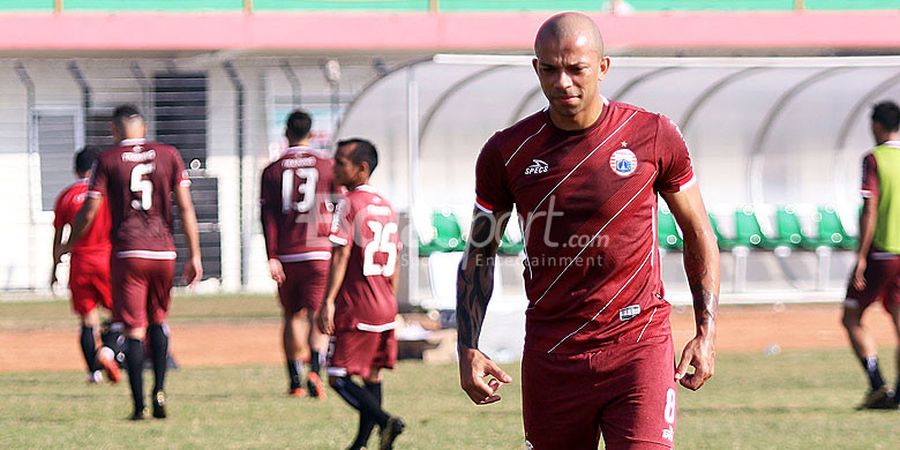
522;334;677;450
326;329;397;380
69;255;112;316
110;257;175;329
278;260;329;315
845;250;900;310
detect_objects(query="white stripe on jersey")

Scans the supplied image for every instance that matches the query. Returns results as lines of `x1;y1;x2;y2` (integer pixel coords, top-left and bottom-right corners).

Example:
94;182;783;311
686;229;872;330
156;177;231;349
636;306;659;343
678;175;697;192
356;321;396;332
547;248;653;354
530;170;657;308
116;250;177;260
278;251;331;263
531;111;638;214
505;123;547;167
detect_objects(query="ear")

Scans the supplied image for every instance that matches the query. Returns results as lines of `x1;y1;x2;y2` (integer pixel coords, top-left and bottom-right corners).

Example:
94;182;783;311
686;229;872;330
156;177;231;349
597;55;611;82
360;161;371;176
532;57;540;77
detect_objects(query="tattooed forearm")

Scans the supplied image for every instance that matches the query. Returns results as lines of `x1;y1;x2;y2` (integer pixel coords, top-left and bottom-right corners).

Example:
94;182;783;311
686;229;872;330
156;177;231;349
457;207;509;349
683;225;720;338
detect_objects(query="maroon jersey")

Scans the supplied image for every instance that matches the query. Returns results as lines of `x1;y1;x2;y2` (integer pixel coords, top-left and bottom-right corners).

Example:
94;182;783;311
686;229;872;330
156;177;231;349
260;147;338;263
474;99;695;354
88;138;190;258
328;185;400;332
54;179;111;260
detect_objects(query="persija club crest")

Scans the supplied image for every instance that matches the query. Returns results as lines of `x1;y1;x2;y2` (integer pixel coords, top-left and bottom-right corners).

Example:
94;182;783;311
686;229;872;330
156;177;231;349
609;148;637;177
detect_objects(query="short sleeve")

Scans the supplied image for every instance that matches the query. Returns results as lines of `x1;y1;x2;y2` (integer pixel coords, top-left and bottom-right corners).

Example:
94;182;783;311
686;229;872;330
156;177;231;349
171;149;191;189
474;134;514;213
52;191;67;228
654;115;696;193
329;196;353;247
87;159;107;199
861;154;878;199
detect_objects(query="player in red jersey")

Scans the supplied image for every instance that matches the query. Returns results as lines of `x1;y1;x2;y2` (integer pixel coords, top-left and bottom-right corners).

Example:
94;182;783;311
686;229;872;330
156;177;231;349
51;146;119;384
456;13;720;449
67;105;202;420
260;110;335;398
316;139;405;450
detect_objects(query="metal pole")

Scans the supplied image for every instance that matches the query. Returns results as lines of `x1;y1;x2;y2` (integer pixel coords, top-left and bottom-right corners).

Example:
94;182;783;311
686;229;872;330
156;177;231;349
243;0;253;14
429;0;439;13
15;62;37;290
223;62;248;289
67;60;92;120
406;68;420;307
130;62;153;138
280;60;303;108
54;0;63;13
793;0;805;11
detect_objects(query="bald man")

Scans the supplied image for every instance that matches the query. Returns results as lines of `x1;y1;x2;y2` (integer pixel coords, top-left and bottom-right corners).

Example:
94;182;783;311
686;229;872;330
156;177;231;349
456;12;719;449
68;104;203;420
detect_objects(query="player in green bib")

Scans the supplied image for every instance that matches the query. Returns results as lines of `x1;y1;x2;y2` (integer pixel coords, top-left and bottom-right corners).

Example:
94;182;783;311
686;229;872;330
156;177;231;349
842;101;900;410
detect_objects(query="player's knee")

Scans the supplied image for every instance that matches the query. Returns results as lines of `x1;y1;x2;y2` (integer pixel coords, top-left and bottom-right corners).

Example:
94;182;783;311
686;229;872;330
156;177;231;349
841;310;861;329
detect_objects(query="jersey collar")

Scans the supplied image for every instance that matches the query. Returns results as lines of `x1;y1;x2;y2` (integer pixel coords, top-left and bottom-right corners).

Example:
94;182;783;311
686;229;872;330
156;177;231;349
354;184;376;193
120;138;147;146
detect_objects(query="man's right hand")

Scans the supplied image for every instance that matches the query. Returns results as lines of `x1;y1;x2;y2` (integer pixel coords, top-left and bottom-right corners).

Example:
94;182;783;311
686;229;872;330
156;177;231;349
183;256;203;288
458;346;512;405
853;258;867;291
316;301;335;335
268;258;286;286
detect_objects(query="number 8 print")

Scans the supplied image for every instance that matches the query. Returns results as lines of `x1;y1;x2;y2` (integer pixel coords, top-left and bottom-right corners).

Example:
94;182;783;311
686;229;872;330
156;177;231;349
664;388;676;424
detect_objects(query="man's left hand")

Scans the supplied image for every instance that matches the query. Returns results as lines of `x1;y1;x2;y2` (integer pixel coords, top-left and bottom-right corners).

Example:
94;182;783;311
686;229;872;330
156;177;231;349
675;335;715;391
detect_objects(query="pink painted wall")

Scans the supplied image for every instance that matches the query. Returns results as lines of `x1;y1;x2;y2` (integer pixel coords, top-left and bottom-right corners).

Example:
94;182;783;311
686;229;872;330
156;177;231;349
0;11;897;52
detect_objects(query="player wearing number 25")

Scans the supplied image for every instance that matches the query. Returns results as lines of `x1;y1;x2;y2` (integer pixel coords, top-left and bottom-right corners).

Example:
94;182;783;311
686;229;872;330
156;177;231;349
67;104;203;420
317;139;405;450
259;110;338;398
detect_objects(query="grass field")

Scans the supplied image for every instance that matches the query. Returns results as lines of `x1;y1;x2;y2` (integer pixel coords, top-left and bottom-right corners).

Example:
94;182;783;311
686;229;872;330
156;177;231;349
2;295;899;448
2;348;899;449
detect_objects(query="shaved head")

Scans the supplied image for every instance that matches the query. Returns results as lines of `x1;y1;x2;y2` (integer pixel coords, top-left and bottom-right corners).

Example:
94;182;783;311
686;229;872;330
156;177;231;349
534;12;604;57
532;12;610;130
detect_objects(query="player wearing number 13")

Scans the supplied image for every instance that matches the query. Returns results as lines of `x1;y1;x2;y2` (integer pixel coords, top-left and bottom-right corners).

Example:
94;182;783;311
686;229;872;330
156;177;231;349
259;110;337;398
68;104;203;420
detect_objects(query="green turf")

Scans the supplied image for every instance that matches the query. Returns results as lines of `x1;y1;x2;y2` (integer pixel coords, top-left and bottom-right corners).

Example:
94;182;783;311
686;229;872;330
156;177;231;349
0;294;282;330
2;348;899;449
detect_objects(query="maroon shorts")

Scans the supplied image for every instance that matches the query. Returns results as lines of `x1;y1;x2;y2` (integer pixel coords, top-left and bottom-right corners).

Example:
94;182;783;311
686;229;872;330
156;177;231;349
110;257;175;329
326;329;397;380
278;260;329;315
845;250;900;310
522;334;677;450
69;255;112;316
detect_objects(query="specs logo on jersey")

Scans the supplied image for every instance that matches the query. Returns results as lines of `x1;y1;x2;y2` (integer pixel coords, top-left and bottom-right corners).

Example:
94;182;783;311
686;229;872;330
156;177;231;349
618;304;641;321
524;159;549;175
609;149;637;177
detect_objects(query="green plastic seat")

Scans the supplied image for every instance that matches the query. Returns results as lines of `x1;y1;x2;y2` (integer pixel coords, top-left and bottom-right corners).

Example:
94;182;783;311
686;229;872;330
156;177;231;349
773;206;807;249
426;209;466;253
708;213;739;251
815;206;859;250
417;233;440;257
658;209;683;250
733;207;773;249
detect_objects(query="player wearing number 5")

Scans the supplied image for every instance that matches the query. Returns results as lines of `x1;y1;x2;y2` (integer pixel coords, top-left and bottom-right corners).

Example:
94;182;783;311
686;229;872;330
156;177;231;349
317;139;405;450
67;105;202;420
260;110;337;398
